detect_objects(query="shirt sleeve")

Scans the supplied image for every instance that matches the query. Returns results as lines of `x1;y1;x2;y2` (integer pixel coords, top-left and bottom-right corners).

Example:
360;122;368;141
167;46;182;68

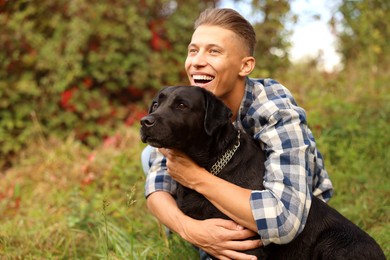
144;147;177;198
311;145;334;202
250;107;313;246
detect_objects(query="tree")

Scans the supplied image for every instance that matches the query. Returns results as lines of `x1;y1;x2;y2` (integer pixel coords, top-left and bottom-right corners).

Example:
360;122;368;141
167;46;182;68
0;0;217;167
0;0;292;167
332;0;390;70
242;0;292;76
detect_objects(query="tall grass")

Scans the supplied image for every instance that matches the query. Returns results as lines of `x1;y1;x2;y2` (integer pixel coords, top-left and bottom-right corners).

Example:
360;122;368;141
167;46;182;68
0;128;198;259
0;64;389;258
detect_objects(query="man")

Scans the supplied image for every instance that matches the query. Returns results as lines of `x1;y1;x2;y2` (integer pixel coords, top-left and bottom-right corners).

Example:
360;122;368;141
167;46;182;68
143;8;333;260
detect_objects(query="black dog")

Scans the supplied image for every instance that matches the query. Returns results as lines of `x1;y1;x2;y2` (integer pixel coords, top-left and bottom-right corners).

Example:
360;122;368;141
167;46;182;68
140;86;385;260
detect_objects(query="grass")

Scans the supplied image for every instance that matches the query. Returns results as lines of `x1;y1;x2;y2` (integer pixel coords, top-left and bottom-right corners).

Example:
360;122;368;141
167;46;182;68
0;64;389;258
0;128;198;259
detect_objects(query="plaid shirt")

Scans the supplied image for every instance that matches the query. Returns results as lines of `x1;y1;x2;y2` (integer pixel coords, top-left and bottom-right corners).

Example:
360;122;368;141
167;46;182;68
144;78;334;246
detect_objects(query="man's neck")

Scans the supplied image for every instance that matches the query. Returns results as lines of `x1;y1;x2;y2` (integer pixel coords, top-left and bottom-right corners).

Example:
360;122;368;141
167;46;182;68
223;82;246;122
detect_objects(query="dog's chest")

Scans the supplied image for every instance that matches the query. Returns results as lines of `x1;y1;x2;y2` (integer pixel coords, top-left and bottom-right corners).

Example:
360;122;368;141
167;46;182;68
176;139;265;221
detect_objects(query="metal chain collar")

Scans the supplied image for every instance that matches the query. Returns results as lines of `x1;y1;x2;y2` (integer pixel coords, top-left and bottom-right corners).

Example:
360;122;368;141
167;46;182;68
210;130;241;176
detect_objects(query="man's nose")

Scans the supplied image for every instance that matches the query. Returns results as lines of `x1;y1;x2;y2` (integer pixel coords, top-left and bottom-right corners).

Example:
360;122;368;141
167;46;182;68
191;52;207;67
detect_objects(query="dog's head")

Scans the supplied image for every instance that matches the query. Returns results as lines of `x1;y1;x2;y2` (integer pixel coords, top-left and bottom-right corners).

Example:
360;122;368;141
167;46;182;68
140;86;232;150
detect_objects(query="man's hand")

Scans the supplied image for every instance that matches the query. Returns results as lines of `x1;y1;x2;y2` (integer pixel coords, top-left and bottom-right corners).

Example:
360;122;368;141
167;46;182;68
158;148;263;259
181;217;262;260
159;148;202;189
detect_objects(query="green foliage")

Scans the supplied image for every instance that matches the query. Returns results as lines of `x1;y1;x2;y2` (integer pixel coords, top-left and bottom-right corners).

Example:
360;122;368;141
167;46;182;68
229;0;293;77
0;0;218;168
0;0;313;169
333;0;390;69
250;0;292;77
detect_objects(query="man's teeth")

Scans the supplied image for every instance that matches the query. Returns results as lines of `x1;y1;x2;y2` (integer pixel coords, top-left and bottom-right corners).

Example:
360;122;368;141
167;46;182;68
193;75;214;81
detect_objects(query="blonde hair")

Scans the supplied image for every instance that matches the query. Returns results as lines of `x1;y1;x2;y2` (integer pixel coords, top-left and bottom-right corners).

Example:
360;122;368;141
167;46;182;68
194;8;256;56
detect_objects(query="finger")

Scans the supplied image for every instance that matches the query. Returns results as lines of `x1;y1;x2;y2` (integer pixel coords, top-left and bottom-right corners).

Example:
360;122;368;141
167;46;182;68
214;220;258;240
223;238;262;252
213;219;244;231
237;227;257;238
233;228;259;240
217;249;258;260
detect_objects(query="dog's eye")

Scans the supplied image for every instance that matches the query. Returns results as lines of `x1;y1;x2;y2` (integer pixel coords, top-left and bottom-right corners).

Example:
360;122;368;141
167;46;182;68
151;102;158;111
177;103;187;110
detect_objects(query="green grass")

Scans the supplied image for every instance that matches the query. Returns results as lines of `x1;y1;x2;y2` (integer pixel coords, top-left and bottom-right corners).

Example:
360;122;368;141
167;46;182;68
0;128;198;259
1;64;389;258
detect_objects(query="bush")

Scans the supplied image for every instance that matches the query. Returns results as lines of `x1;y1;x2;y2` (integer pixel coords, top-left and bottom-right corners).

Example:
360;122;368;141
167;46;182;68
0;0;208;168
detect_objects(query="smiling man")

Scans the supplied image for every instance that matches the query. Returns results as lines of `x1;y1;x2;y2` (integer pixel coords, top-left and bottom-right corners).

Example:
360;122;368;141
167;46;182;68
185;24;255;121
143;8;333;260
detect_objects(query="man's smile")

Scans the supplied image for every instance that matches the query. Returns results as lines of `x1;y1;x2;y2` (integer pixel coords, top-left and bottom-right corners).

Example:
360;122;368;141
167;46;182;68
192;74;215;85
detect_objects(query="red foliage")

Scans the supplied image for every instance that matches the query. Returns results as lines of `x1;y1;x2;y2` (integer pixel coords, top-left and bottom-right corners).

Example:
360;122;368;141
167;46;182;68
58;79;149;144
75;131;91;142
87;35;100;52
125;104;147;127
0;184;21;214
80;152;96;186
103;133;122;148
60;87;77;111
83;77;93;89
149;19;171;51
127;85;143;101
81;173;96;186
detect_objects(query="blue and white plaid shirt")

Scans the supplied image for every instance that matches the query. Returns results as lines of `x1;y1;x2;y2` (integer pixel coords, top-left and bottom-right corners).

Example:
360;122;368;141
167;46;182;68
144;78;334;246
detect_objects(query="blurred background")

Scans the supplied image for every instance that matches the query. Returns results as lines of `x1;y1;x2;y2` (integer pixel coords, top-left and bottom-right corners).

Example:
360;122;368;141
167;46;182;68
0;0;389;258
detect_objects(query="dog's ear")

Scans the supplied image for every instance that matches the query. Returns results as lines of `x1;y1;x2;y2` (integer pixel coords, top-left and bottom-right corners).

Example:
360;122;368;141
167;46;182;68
203;89;232;136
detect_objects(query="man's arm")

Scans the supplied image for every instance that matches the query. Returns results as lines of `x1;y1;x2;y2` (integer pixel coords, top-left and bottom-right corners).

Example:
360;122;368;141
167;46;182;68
160;108;313;246
158;149;259;232
147;191;261;260
146;191;189;234
145;148;261;259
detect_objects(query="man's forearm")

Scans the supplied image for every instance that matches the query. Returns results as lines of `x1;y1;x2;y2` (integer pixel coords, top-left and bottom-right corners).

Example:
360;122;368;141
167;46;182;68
146;191;189;236
193;168;257;232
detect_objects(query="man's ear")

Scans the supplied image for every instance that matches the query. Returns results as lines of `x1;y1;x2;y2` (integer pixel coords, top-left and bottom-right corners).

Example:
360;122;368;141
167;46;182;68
203;90;232;136
239;56;255;77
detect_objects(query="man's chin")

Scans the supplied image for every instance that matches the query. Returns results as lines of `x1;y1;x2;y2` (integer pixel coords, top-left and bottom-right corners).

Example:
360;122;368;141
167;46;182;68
195;83;214;93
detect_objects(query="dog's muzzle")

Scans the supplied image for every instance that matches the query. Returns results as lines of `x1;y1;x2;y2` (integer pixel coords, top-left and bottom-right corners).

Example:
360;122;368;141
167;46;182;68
140;115;156;128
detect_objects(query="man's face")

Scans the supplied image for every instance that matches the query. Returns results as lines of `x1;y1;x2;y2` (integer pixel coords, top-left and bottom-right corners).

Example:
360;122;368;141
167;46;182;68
185;25;248;99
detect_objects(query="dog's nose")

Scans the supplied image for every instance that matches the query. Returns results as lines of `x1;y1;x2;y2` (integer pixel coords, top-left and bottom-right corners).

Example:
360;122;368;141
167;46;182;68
140;115;156;128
